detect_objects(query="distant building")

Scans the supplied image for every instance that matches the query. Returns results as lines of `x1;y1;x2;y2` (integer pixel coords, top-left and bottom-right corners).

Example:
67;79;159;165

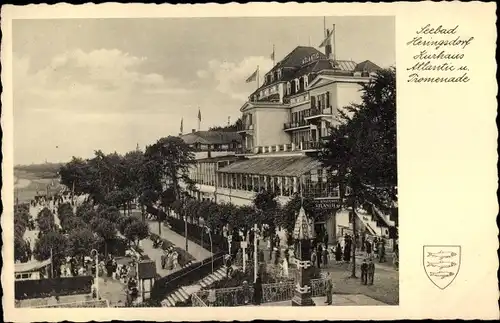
180;130;242;160
15;259;51;281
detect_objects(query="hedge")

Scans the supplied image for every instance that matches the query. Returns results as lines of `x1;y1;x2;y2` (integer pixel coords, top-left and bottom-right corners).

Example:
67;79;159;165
15;276;94;300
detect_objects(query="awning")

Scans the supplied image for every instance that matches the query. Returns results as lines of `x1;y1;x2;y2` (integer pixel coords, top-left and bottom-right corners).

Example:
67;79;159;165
217;156;322;177
15;259;51;273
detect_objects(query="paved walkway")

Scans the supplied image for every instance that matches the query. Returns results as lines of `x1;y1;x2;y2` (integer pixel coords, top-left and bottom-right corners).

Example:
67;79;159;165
247;294;387;306
139;238;180;277
147;221;212;261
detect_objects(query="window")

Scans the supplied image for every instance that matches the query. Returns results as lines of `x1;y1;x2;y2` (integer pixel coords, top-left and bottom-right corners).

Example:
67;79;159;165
326;91;330;108
286;82;291;95
294;78;300;92
270;73;274;82
277;69;282;79
311;96;316;109
303;75;309;88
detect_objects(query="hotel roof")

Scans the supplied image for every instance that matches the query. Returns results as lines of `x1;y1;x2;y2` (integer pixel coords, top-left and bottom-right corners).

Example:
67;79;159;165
218;156;322;177
180;131;242;145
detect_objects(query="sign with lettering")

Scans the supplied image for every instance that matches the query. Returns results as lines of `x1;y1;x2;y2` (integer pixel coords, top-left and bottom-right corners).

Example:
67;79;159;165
301;53;321;65
313;198;342;210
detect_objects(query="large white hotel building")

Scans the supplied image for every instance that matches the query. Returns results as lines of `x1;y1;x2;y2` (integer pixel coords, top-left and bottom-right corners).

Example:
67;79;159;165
180;35;397;244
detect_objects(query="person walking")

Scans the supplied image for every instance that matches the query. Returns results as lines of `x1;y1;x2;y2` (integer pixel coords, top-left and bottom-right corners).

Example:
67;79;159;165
335;242;342;263
361;259;368;285
367;259;375;285
316;244;323;268
322;245;329;267
324;272;333;305
311;249;317;268
366;240;372;259
253;274;263;305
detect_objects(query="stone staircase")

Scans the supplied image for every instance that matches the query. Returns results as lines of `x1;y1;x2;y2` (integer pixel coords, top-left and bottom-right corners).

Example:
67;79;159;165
161;266;235;307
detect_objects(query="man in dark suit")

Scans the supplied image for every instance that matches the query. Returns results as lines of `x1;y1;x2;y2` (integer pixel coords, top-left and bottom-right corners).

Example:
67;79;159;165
367;259;375;285
361;259;368;285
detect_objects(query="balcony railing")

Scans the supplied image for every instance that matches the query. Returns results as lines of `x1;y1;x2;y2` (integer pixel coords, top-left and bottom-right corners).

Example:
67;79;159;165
301;141;321;151
191;293;208;307
305;106;333;119
237;124;254;132
195;278;327;307
284;120;309;130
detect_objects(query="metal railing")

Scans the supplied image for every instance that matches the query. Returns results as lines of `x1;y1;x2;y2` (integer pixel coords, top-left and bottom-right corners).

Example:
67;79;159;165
191;293;208;307
195;278;327;306
283;120;309;130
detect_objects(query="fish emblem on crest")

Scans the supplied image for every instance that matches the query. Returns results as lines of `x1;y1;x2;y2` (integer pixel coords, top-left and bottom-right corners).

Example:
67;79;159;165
423;245;461;290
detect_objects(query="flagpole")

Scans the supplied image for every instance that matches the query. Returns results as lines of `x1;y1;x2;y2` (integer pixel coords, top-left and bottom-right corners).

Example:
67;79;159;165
197;108;201;132
332;24;336;62
324;17;327;38
272;44;275;66
256;65;260;89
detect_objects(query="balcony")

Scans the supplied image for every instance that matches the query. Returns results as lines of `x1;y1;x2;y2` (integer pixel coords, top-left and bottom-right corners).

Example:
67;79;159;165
283;120;310;131
304;106;333;120
301;141;322;151
237;124;254;134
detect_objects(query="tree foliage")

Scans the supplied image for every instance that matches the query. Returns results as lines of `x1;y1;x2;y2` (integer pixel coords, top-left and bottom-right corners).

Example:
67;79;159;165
319;67;397;211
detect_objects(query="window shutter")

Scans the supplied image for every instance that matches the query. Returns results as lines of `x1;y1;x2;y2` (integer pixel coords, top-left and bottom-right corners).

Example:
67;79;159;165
311;96;316;109
326;91;330;108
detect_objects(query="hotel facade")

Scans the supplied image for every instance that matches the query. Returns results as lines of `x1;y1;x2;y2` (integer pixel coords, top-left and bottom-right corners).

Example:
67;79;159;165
181;36;397;244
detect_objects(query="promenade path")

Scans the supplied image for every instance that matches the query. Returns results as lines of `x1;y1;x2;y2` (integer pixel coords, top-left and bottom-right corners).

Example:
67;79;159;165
147;221;212;261
245;294;387;306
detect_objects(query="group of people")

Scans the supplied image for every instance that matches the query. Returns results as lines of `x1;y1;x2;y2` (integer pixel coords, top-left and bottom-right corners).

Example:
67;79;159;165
363;236;387;263
360;258;376;285
160;248;179;270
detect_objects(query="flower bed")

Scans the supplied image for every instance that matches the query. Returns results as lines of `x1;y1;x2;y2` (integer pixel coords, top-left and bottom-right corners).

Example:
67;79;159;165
149;233;195;267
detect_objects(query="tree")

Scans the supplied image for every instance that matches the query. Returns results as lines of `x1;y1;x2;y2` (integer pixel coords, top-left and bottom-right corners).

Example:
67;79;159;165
57;202;74;223
143;136;195;201
138;189;159;223
123;220;149;247
318;68;397;278
33;230;68;277
37;207;56;233
98;205;122;223
208;117;242;132
67;227;97;261
15;235;29;262
253;190;280;255
91;218;117;257
60;216;88;233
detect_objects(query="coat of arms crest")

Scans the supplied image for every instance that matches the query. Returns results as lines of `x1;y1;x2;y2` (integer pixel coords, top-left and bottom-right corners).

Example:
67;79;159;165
423;245;461;290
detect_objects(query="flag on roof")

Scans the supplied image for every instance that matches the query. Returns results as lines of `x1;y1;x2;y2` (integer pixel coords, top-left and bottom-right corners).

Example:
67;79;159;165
319;27;334;48
198;108;202;122
180;117;184;133
245;67;258;83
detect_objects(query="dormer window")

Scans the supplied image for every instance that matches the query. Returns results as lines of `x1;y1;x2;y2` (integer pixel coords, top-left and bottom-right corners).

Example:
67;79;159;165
277;69;282;79
286;82;291;95
294;78;300;92
303;75;309;89
270;73;274;83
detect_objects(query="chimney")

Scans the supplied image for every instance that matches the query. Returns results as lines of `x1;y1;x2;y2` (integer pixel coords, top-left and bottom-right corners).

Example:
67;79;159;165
325;28;332;59
192;129;196;133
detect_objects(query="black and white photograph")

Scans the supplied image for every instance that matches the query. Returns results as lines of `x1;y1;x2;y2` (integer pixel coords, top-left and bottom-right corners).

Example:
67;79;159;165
11;15;397;308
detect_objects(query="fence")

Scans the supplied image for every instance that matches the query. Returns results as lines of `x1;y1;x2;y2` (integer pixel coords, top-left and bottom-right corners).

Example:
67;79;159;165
195;278;327;306
191;293;208;307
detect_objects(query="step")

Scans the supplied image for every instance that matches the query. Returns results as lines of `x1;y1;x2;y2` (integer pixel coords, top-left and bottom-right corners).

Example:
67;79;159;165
174;290;187;302
168;295;177;305
178;289;189;300
200;281;207;288
171;293;181;303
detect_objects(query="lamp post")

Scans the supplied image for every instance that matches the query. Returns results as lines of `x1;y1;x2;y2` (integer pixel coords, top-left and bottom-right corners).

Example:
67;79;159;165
182;195;189;253
252;223;260;283
199;218;214;274
291;207;315;306
90;249;99;299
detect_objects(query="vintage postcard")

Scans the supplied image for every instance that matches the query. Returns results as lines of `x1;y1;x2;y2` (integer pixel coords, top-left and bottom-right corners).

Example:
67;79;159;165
1;2;498;321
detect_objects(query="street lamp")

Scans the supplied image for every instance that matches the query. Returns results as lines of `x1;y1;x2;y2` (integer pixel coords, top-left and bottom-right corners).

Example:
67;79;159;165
199;218;214;274
251;224;260;283
90;249;99;299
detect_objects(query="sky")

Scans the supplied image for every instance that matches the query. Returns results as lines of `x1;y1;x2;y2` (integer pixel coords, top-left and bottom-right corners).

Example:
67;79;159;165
13;16;395;165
